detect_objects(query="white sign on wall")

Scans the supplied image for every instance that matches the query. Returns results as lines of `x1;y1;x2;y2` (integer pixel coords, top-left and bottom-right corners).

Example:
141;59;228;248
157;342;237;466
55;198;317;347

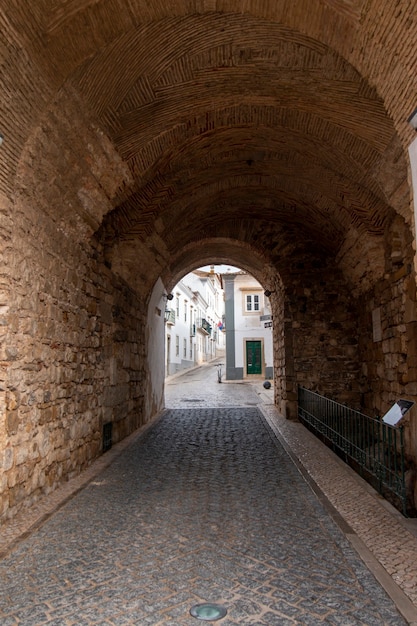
382;399;414;427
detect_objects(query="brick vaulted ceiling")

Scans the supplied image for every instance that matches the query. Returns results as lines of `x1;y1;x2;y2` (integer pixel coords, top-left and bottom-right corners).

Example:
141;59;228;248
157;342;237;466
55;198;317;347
1;1;417;292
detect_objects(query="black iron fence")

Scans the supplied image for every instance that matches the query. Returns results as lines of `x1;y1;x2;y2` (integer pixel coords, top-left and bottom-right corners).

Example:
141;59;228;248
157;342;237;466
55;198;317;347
298;387;407;516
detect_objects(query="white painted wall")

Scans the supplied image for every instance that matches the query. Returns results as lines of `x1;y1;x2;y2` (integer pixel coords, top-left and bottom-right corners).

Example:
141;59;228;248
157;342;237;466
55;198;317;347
145;278;167;416
233;274;273;373
166;280;196;375
408;136;417;251
165;270;225;374
183;270;225;359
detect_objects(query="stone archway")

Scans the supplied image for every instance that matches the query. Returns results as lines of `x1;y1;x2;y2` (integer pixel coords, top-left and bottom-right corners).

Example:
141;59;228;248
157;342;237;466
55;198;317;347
146;236;363;423
2;1;417;521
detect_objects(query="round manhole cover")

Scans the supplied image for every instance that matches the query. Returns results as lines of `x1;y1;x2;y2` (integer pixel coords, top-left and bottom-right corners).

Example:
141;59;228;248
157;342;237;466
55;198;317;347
190;603;227;621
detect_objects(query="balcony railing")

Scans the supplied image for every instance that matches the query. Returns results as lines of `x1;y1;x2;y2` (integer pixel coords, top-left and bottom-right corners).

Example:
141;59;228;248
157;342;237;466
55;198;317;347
198;318;212;335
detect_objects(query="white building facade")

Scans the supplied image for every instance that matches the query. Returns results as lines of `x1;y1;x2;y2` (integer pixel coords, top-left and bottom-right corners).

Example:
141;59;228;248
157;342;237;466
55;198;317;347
165;268;225;376
223;272;274;380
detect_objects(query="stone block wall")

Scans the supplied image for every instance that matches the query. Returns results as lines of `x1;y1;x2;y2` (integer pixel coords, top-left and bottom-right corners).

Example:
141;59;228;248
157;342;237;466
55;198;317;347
0;83;157;522
274;256;361;420
272;217;417;507
357;217;416;434
0;199;148;522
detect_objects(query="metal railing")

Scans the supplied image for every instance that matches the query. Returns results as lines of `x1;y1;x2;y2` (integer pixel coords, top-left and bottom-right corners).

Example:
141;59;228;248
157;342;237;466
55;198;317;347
198;318;212;335
298;387;407;516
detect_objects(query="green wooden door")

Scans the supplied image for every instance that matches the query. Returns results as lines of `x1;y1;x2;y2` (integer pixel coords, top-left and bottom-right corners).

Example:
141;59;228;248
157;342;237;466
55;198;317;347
246;341;262;375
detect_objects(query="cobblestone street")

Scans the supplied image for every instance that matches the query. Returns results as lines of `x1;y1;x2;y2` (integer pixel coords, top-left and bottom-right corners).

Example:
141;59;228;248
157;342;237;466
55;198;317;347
0;363;415;624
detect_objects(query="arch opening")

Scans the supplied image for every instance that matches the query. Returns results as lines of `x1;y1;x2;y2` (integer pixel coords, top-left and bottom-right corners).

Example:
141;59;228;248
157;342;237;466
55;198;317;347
2;1;417;522
144;235;365;422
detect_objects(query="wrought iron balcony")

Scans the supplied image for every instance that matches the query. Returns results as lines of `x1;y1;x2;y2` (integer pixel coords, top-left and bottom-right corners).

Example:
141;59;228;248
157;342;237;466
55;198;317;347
198;318;212;335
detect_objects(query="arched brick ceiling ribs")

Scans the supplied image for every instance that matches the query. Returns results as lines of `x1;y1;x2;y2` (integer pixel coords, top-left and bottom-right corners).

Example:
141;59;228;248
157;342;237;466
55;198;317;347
73;14;394;161
77;13;399;261
164;204;342;256
102;145;392;246
2;1;413;293
99;139;393;263
164;238;276;291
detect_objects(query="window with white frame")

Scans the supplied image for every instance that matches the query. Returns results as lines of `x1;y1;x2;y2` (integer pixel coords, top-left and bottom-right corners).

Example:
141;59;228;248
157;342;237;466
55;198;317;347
183;338;187;358
175;335;179;357
245;293;260;312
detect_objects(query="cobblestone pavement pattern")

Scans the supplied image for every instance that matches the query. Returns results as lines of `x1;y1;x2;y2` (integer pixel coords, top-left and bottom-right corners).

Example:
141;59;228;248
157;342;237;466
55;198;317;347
0;364;412;625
